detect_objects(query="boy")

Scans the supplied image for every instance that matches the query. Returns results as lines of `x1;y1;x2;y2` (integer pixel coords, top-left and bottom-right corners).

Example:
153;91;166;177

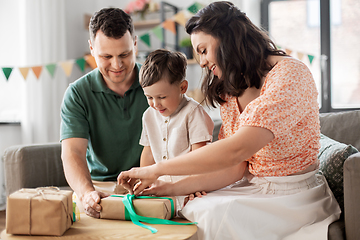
138;49;214;210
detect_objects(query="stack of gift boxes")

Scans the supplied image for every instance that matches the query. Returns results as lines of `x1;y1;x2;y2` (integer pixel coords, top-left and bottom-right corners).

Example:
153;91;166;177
5;188;177;236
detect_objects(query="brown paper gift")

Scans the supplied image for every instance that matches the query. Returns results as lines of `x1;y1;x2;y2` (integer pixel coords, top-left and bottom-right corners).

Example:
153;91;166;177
6;188;73;236
100;195;176;220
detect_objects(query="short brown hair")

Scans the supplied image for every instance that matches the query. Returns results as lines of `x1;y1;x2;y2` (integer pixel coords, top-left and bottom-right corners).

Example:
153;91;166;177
140;49;187;88
89;8;134;42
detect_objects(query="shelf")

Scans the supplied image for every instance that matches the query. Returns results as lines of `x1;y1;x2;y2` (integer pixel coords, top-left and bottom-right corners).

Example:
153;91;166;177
133;19;161;30
187;59;198;65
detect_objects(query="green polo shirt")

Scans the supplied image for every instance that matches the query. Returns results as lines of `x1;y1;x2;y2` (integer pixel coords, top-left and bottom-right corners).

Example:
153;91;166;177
60;63;148;181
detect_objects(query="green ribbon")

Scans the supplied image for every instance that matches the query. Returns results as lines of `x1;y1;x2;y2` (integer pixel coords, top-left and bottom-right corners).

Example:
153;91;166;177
110;194;197;234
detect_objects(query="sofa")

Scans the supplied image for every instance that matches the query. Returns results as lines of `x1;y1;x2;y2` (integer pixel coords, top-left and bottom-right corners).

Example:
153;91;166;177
2;110;360;240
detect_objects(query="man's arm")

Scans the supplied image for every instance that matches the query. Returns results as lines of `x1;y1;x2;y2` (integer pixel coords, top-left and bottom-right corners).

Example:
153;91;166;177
61;138;108;218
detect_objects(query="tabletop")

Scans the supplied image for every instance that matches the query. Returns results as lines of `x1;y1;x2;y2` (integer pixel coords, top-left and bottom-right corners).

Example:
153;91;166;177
1;214;197;240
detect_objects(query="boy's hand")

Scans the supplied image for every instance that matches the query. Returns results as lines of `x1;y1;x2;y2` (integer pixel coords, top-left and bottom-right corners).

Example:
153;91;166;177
184;191;207;206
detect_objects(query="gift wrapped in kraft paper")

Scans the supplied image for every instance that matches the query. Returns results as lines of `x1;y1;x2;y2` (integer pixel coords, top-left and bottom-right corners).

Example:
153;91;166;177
100;195;176;220
6;188;73;236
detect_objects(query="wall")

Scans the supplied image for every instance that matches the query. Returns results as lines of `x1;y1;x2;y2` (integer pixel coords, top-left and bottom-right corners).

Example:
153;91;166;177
0;0;261;148
0;0;261;155
0;1;261;205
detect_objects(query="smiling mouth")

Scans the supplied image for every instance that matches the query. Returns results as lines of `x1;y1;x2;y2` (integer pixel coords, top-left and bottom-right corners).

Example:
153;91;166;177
110;69;124;74
210;65;217;75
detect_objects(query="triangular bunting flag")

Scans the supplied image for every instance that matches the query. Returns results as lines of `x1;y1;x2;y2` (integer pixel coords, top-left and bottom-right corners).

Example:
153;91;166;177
162;19;176;35
45;63;57;77
151;25;163;42
285;48;292;56
297;52;304;60
84;54;97;69
19;67;30;80
2;67;13;81
173;11;188;27
31;66;43;79
140;33;151;47
60;60;74;77
76;58;86;72
308;54;315;64
187;2;203;14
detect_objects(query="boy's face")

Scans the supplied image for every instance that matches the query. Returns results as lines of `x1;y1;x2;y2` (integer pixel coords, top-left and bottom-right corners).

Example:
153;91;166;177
89;30;138;90
143;78;188;117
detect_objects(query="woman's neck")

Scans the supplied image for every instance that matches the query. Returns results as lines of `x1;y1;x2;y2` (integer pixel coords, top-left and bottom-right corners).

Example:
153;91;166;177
237;84;263;112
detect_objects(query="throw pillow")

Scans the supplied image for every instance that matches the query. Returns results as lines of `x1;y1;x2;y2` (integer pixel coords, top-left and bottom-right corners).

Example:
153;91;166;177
318;133;359;213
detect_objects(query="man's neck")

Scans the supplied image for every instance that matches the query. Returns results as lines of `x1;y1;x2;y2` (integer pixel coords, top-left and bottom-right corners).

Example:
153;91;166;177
108;69;136;97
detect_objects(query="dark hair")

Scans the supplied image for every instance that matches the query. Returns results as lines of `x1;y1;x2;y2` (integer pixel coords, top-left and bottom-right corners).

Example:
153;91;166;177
140;49;187;88
89;8;134;42
185;1;287;107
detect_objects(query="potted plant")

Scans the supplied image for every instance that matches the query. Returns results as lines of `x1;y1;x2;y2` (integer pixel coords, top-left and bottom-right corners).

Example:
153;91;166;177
179;38;193;59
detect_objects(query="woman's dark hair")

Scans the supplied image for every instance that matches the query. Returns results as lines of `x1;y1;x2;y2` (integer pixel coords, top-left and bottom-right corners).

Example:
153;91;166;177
140;49;187;88
185;1;287;107
89;8;134;42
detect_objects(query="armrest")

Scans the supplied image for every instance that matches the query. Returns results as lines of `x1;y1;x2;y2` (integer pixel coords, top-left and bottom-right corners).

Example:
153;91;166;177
3;143;69;196
343;152;360;240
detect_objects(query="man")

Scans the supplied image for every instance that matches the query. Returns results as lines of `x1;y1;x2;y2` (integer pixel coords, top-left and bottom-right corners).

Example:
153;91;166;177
60;8;148;218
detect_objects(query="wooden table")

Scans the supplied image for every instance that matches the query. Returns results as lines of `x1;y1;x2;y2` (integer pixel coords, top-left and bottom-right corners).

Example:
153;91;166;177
1;214;197;240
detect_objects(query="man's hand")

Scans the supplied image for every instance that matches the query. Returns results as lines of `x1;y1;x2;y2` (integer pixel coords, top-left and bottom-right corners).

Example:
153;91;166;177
81;190;109;218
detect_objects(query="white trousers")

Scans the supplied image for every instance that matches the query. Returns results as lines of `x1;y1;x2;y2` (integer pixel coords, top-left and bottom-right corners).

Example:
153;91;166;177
180;170;341;240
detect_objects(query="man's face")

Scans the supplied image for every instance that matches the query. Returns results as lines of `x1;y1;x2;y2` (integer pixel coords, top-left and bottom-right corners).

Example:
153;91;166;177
89;30;137;89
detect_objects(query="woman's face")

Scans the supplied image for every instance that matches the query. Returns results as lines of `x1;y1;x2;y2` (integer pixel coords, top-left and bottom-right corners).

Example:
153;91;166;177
191;32;222;79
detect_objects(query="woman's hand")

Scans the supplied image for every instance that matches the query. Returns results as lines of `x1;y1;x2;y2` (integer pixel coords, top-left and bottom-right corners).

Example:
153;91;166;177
138;180;174;196
117;165;159;195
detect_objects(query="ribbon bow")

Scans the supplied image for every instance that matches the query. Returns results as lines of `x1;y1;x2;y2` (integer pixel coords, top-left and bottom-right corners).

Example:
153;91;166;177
119;194;197;234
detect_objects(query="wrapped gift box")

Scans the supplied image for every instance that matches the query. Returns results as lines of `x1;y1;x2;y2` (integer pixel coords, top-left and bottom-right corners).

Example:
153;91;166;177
6;188;73;236
100;195;176;220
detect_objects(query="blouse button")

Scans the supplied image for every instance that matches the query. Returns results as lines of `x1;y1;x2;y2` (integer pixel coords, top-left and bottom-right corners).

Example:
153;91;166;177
165;120;168;123
163;138;166;141
163;156;167;160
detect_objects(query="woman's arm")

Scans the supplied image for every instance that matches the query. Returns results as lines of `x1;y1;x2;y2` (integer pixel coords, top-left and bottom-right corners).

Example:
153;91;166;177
119;125;273;194
141;161;247;196
158;126;272;174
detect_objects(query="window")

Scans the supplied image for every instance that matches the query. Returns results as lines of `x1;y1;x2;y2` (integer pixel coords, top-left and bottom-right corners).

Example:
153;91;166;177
261;0;360;112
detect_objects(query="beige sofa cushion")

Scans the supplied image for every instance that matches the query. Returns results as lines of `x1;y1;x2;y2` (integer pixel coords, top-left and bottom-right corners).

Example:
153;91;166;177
319;110;360;151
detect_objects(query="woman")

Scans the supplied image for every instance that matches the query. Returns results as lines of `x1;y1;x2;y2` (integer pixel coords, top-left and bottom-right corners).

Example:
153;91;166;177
118;2;340;239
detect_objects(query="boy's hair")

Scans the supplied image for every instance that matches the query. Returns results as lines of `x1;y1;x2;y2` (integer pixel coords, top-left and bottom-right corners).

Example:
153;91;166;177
140;49;187;88
89;8;134;42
